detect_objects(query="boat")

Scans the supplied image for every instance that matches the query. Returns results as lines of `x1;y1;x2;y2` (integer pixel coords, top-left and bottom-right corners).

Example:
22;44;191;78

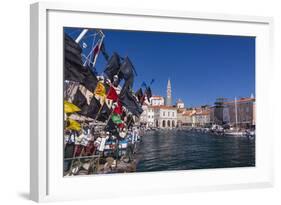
224;97;254;138
224;130;246;137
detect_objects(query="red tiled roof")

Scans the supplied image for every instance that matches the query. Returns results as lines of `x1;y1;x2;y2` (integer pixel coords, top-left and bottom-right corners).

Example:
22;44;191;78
177;108;186;113
151;105;177;110
195;110;210;115
151;96;164;99
182;110;195;116
224;97;255;105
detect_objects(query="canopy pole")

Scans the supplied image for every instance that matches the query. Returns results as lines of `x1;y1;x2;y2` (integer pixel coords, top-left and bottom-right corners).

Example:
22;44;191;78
75;29;88;43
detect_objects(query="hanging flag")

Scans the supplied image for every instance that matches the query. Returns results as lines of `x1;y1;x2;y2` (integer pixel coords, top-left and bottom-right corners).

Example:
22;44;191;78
126;115;135;128
92;43;100;60
100;42;110;61
78;85;93;105
141;81;147;88
118;57;135;84
119;89;143;117
97;103;111;122
121;110;127;120
111;114;123;124
94;81;106;104
118;57;136;96
64;101;81;113
106;86;118;108
104;52;121;81
80;65;98;92
72;89;87;109
104;119;118;135
66;119;81;131
104;81;111;94
64;33;99;93
94;81;106;96
64;81;79;102
113;100;123;115
145;86;152;103
87;39;102;69
64;33;85;83
120;75;134;97
135;88;144;104
79;96;101;119
107;86;118;101
118;123;125;129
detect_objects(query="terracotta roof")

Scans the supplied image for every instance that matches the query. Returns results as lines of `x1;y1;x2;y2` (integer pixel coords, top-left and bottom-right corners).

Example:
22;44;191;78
224;97;255;105
195;110;211;115
177;108;186;113
151;105;177;110
182;110;195;116
151;96;164;99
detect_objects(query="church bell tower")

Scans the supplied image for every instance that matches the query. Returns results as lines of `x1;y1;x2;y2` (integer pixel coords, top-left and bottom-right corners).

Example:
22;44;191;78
166;78;172;106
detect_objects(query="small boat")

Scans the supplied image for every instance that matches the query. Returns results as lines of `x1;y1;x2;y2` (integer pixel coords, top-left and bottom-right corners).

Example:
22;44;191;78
224;131;246;137
245;130;255;139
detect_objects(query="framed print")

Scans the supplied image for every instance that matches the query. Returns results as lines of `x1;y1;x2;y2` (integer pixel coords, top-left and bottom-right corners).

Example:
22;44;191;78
30;2;274;202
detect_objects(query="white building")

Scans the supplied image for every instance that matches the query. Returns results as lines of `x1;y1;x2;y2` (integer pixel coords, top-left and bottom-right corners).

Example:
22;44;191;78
139;104;148;126
176;99;185;109
154;106;177;128
150;96;165;106
147;106;155;127
177;109;195;127
191;109;211;127
139;104;155;128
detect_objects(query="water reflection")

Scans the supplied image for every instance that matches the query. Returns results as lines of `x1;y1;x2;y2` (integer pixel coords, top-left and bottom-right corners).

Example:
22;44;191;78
136;130;255;172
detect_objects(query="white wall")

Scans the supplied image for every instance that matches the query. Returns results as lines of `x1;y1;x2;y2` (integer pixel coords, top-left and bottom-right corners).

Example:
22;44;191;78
0;0;280;204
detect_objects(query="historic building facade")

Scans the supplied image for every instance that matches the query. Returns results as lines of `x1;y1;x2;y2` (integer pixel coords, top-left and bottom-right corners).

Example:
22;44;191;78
223;97;255;128
139;103;148;126
154;106;177;128
147;106;155;127
140;78;177;128
191;109;211;127
176;99;185;109
177;108;211;127
150;96;165;106
177;109;194;127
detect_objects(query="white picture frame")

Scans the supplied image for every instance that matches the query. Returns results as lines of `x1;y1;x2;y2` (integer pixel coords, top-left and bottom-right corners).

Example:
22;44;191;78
30;2;274;202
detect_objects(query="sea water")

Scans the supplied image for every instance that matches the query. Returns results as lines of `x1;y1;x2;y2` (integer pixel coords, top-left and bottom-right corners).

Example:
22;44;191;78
136;130;255;172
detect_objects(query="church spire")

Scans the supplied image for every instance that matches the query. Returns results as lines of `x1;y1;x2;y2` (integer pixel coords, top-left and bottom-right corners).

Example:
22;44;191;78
166;78;172;106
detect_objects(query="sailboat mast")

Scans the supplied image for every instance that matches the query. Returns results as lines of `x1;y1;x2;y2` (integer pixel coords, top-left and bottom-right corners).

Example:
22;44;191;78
235;96;238;128
92;31;105;67
82;30;105;67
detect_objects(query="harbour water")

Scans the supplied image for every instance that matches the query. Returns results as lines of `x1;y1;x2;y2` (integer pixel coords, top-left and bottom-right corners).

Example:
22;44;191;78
136;130;255;172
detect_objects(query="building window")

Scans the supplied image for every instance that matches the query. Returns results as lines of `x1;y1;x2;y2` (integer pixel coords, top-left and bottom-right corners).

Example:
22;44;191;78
172;112;174;117
163;111;165;116
168;112;170;117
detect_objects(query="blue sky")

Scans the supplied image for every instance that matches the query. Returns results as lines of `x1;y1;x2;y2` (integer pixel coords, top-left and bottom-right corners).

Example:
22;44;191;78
65;28;255;107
